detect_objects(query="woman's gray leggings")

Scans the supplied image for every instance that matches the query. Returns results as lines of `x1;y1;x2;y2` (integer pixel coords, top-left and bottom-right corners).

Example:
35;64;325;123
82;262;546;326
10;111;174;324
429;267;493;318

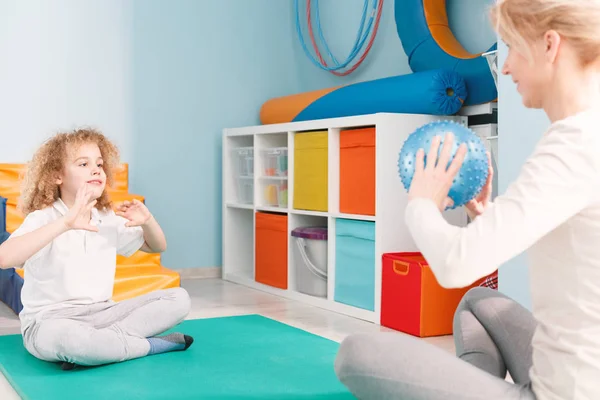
335;287;538;399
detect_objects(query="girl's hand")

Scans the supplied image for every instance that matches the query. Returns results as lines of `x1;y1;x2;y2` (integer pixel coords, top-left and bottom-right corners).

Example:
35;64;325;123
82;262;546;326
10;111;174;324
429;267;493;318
116;199;152;227
64;184;99;232
408;133;467;211
465;151;494;219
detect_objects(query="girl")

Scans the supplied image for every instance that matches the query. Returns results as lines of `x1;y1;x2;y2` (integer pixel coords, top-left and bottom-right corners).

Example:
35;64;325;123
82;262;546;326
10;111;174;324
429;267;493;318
335;0;600;399
0;128;193;370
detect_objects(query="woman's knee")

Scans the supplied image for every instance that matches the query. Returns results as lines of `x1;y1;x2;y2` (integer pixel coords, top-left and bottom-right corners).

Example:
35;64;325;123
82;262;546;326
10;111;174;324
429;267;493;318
455;287;500;318
453;287;496;337
335;333;398;381
335;334;371;381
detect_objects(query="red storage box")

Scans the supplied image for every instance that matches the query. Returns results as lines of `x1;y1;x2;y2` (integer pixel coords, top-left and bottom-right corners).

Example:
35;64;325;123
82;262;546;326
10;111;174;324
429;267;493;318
340;127;375;215
381;252;495;337
255;212;288;289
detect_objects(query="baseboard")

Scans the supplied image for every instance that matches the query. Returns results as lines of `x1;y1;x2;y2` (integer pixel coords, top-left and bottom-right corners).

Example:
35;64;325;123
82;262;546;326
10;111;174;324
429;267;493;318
174;266;222;280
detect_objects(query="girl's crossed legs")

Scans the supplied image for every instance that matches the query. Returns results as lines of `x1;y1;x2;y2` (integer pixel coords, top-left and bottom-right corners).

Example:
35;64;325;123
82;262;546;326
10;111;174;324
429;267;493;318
23;287;192;367
335;287;538;399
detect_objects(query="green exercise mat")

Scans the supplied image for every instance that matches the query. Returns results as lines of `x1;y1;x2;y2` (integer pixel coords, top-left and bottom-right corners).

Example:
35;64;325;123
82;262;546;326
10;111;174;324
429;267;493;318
0;314;354;399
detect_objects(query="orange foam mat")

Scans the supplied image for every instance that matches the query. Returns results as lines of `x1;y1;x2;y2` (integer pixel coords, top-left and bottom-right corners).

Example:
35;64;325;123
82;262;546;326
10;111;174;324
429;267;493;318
0;164;24;234
112;266;180;302
15;264;180;303
117;251;162;268
0;164;25;193
5;204;22;236
112;164;130;191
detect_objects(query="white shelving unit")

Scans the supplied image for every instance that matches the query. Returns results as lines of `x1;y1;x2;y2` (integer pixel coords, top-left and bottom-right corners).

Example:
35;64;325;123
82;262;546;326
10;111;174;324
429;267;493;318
222;110;504;324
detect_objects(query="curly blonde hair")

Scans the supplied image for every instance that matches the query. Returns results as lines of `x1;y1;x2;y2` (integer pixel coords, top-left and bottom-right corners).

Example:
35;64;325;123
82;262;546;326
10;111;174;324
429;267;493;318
18;128;121;215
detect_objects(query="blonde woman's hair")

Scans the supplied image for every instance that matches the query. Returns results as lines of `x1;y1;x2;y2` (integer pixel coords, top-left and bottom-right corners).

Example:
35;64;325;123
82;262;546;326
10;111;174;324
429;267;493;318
18;128;120;216
490;0;600;65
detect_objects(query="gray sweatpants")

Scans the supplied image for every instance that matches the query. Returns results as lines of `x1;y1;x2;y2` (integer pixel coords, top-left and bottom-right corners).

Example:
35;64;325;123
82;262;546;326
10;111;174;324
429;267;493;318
22;287;191;366
335;287;538;399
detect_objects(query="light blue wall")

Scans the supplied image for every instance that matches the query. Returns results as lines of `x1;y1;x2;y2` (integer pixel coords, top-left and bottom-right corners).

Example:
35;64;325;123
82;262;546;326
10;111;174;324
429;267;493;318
129;1;301;269
497;41;549;309
291;0;410;90
447;1;496;53
291;0;496;89
0;0;135;162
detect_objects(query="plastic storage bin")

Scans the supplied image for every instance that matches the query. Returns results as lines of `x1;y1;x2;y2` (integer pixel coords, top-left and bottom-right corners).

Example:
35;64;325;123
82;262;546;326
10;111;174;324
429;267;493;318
291;227;328;297
381;252;495;337
340;127;375;215
263;178;288;208
237;178;254;204
232;147;254;204
255;212;288;289
334;219;375;311
261;148;288;177
294;131;328;212
233;147;254;177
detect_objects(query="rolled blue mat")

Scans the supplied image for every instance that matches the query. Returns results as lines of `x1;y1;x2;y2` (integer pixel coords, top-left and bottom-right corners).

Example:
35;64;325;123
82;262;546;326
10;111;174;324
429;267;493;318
293;68;467;121
394;0;497;105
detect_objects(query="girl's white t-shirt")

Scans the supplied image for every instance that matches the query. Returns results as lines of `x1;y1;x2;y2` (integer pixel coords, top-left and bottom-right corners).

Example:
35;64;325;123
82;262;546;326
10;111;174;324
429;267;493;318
405;107;600;399
8;198;145;332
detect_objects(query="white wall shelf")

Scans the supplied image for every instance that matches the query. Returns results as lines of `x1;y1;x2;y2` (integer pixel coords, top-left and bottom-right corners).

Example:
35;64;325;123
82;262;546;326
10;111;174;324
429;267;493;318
222;111;494;324
458;101;497;116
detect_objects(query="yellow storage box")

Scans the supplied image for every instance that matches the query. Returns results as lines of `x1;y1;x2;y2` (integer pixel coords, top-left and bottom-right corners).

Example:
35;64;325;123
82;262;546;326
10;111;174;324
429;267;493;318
294;131;328;211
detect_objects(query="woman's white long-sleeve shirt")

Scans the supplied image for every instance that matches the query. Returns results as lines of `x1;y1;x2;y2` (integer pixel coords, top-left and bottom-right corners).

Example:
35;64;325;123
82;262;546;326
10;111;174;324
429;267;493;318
405;107;600;400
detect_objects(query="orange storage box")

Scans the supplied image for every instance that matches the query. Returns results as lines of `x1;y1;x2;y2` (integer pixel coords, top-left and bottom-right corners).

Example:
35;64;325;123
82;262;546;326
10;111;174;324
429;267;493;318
340;127;375;215
381;252;494;337
255;212;288;289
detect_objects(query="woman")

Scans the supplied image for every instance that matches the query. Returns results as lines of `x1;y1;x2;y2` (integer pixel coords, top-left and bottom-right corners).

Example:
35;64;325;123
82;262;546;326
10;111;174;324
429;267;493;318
335;0;600;398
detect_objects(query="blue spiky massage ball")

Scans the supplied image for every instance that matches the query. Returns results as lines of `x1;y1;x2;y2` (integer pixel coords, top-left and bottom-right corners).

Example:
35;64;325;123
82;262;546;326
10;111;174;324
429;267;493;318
398;120;489;209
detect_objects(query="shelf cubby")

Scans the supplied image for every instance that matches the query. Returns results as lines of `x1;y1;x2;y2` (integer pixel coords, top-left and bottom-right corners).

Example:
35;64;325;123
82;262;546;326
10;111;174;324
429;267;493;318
224;135;254;206
221;207;254;281
288;213;328;298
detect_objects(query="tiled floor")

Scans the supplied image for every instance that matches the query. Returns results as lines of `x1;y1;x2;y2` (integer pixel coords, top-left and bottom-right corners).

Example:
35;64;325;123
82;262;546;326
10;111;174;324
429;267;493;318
0;278;455;399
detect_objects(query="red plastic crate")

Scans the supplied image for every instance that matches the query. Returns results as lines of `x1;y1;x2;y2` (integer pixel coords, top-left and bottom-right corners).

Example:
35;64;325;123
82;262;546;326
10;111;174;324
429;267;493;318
381;252;496;337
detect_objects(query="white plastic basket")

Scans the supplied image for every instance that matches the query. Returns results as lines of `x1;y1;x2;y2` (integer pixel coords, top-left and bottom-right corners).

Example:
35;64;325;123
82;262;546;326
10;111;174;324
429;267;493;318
232;147;254;204
232;147;254;178
291;227;328;298
261;147;288;177
470;124;498;168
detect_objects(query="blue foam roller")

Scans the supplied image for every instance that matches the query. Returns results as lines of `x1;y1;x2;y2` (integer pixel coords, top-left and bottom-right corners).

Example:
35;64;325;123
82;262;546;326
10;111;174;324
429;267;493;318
398;121;489;208
293;69;467;122
394;0;498;105
0;260;24;315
